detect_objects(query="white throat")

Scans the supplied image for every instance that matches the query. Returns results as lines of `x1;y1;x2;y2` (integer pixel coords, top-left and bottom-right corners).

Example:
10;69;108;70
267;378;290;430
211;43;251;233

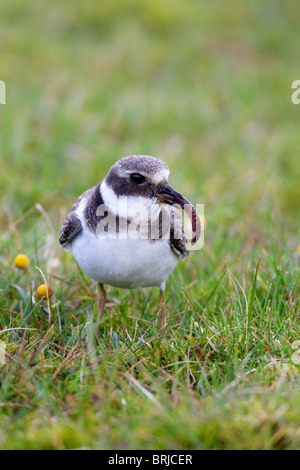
100;179;156;219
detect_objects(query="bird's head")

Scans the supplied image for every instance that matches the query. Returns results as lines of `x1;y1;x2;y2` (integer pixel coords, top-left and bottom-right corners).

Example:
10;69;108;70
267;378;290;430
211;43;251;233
103;155;200;244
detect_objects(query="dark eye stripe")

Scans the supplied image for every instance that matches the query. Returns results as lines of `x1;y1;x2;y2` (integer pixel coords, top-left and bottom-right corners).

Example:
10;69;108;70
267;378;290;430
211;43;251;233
130;173;145;184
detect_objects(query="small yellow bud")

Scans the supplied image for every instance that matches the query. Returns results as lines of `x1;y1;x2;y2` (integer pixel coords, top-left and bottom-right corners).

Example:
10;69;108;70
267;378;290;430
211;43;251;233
297;245;300;254
36;284;53;300
199;215;206;227
185;215;205;242
14;254;30;269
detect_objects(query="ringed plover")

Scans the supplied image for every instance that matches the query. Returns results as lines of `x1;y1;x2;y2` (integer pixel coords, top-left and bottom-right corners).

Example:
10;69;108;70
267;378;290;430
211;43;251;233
59;155;200;328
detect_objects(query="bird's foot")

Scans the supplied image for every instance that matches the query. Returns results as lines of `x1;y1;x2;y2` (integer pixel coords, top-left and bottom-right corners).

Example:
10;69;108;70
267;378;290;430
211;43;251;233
158;288;167;329
96;283;106;334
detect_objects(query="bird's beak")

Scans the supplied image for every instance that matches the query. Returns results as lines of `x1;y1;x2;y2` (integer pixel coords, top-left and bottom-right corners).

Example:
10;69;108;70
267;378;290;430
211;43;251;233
156;183;201;245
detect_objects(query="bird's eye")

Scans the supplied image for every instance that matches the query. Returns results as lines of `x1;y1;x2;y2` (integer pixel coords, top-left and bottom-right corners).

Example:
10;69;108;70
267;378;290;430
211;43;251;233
130;173;145;184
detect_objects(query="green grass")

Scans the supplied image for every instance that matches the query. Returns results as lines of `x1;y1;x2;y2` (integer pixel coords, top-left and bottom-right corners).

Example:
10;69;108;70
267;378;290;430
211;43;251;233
0;0;300;450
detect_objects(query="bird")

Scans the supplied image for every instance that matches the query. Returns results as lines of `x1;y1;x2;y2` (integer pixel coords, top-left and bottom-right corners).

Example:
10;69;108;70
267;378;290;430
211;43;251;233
59;155;200;329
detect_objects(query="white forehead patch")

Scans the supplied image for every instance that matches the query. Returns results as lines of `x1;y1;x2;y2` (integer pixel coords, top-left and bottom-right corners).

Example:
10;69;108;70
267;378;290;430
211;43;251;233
151;169;170;185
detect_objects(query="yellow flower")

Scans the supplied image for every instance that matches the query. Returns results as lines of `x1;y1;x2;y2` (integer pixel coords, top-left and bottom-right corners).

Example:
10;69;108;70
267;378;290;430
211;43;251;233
297;245;300;254
199;215;206;227
36;284;53;300
14;254;30;269
184;214;205;243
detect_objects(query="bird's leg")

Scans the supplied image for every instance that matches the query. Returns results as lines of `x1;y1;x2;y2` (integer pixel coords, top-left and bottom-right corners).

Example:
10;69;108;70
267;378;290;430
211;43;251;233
158;286;167;328
97;283;106;326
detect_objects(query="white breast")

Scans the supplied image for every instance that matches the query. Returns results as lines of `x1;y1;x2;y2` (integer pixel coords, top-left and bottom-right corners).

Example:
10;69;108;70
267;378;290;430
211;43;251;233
71;229;178;288
69;185;179;288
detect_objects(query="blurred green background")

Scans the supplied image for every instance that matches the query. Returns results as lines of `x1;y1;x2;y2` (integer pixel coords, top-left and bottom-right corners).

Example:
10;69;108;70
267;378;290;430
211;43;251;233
1;0;299;244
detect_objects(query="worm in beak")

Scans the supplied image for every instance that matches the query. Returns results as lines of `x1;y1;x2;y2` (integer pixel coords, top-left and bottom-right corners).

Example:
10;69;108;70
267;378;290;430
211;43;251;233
156;183;201;245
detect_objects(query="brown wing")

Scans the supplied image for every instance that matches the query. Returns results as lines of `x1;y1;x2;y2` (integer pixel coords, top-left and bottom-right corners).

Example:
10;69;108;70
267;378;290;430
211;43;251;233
59;211;82;250
59;183;104;249
170;235;189;260
159;205;189;259
169;207;189;259
58;190;89;250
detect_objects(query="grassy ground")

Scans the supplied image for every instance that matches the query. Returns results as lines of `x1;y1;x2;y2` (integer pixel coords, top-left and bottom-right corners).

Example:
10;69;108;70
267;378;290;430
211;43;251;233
0;0;300;450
